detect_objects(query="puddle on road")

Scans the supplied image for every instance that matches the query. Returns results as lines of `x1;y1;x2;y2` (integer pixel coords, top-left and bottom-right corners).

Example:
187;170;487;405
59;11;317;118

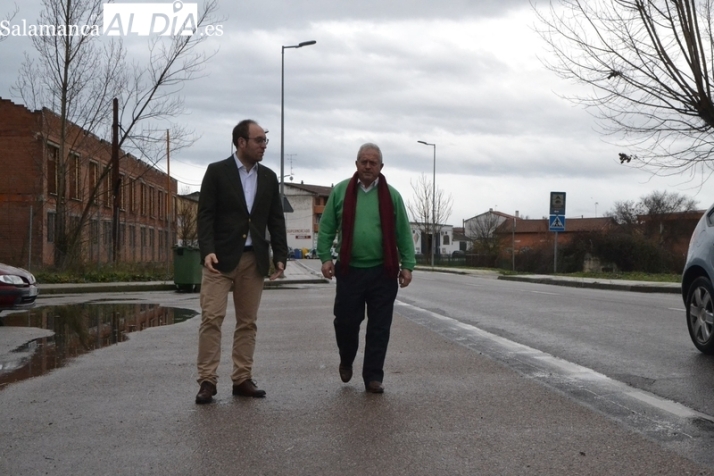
0;303;197;390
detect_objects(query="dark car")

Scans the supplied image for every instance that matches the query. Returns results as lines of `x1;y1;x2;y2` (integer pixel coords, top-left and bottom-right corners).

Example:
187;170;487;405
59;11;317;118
0;263;38;314
681;203;714;353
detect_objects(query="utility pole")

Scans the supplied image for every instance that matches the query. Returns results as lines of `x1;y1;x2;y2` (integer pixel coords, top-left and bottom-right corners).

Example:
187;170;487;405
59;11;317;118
166;129;172;277
111;98;120;263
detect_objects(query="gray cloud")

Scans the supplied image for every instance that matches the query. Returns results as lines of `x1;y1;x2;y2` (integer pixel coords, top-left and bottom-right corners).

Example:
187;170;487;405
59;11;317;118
1;0;712;223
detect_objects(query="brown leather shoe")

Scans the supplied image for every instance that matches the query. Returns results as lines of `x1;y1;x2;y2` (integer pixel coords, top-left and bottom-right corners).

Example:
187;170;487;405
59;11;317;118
232;379;266;398
339;364;353;383
365;381;384;394
195;381;217;404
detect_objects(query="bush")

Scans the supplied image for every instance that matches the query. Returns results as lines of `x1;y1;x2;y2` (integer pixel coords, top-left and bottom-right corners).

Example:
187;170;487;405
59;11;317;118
35;262;172;284
559;232;678;274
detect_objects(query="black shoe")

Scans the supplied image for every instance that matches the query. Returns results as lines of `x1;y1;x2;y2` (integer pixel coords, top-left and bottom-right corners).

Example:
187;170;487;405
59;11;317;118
339;365;353;383
233;379;266;398
365;381;384;394
196;381;217;404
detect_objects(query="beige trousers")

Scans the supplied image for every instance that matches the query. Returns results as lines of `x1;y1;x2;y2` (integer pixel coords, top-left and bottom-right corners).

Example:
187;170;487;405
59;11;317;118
197;252;265;386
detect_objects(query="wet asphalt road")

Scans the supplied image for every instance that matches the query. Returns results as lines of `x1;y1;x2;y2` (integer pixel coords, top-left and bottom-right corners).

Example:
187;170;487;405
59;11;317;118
395;269;714;417
0;267;712;475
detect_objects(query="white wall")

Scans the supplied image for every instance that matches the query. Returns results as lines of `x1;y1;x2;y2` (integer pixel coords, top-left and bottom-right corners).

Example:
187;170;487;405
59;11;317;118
410;223;459;255
284;189;315;251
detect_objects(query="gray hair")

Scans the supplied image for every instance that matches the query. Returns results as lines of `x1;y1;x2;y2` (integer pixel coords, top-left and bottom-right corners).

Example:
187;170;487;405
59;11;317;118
357;143;382;163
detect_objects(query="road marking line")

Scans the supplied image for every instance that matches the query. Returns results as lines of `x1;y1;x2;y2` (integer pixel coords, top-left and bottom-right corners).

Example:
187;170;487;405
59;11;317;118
395;299;714;425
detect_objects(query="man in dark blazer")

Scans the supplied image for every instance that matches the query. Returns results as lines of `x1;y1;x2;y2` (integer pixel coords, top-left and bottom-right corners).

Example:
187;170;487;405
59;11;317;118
195;119;288;404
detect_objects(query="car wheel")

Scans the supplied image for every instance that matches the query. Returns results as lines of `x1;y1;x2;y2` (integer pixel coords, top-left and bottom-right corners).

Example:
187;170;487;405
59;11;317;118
686;276;714;354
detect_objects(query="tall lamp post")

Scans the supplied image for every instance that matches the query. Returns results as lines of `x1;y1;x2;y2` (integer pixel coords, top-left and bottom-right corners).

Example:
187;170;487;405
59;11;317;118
417;140;436;269
281;40;316;210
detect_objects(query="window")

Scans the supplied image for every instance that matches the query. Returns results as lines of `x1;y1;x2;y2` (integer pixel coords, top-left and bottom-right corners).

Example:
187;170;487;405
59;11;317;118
140;226;147;253
70;216;80;238
119;174;126;210
89;162;100;204
90;219;99;244
158;191;164;220
443;235;450;245
128;179;136;213
140;183;148;216
149;227;155;259
47;144;59;195
104;172;111;208
103;221;112;245
69;152;80;200
149;186;156;217
128;225;136;247
47;212;56;242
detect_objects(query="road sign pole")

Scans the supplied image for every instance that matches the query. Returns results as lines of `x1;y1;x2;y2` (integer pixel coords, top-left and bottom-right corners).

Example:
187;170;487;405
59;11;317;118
554;231;558;274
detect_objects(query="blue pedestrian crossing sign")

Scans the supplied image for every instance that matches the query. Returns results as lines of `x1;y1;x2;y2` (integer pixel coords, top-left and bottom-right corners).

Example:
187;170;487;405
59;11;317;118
549;214;566;232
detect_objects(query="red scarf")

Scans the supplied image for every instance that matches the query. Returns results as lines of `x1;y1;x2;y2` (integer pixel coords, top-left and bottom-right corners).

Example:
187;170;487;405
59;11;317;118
339;172;399;278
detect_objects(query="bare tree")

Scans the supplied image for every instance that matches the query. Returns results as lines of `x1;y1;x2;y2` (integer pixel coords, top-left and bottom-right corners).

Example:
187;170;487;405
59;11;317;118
465;211;502;262
0;4;18;42
534;0;714;180
407;174;453;260
13;0;219;268
176;189;199;248
607;199;643;233
608;190;698;244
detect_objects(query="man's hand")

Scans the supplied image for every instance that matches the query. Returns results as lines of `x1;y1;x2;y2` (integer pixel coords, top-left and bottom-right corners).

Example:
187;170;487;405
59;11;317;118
321;261;335;280
398;269;412;288
269;262;285;281
204;253;220;273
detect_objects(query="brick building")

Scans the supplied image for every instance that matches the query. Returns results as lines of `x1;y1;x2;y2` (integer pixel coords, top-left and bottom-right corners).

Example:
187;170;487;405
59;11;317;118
494;216;618;253
0;98;177;269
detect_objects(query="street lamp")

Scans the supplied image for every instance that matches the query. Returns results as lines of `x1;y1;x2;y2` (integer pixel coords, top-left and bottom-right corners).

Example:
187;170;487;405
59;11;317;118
281;40;316;211
417;140;436;269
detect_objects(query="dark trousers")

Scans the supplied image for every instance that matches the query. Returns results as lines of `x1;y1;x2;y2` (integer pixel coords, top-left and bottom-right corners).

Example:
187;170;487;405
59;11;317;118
333;263;399;384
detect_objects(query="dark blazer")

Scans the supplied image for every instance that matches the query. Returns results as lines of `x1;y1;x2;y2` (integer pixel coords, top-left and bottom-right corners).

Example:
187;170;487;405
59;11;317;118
198;156;288;276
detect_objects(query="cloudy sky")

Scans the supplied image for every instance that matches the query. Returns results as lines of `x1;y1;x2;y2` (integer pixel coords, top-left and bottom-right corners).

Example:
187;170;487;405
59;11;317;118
2;0;713;226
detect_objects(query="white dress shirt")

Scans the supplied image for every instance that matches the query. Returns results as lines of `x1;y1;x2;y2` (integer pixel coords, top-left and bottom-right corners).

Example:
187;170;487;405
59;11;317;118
360;177;378;193
234;153;258;246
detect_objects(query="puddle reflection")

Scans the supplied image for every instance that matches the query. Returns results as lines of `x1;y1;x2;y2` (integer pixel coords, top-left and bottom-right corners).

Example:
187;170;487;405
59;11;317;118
0;303;197;390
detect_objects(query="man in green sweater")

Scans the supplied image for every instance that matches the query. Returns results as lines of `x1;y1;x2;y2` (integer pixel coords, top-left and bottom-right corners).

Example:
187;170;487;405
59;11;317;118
317;143;416;394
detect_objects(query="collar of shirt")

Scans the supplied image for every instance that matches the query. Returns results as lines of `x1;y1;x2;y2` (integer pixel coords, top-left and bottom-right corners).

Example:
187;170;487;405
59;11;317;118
359;177;379;193
233;152;259;175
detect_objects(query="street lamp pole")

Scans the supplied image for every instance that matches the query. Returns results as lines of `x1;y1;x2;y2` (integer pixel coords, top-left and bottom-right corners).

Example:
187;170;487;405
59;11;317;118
418;140;436;269
281;40;316;209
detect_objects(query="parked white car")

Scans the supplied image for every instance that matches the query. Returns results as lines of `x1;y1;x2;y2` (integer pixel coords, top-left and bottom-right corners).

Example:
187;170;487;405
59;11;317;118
682;202;714;353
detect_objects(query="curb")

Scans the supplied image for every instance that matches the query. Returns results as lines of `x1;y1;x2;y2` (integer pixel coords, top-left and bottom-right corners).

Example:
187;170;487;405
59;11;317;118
37;278;329;296
498;275;682;294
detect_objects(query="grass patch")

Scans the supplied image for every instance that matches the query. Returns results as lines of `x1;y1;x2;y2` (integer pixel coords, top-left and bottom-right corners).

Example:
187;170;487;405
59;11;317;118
554;271;680;283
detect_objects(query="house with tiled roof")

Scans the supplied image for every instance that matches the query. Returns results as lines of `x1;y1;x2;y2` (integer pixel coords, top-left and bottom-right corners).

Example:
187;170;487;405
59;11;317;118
494;216;618;252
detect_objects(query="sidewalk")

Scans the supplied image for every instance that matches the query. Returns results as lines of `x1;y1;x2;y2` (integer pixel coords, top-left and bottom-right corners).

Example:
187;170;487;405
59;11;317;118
36;259;328;296
0;284;709;474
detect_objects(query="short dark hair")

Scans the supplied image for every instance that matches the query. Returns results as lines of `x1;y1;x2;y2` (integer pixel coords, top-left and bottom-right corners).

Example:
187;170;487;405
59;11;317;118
232;119;258;148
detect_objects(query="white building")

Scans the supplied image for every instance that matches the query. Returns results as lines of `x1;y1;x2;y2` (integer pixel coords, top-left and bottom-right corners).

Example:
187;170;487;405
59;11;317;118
409;223;467;257
283;182;333;252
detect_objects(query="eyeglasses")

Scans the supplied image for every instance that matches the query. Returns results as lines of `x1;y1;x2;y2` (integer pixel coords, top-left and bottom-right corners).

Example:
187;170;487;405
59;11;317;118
247;137;269;145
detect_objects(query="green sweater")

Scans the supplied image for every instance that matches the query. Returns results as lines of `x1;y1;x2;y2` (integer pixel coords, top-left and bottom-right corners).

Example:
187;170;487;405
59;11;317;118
317;178;416;270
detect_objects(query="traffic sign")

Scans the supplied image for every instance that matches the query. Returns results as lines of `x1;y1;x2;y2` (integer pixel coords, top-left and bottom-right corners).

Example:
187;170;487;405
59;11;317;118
549;214;566;232
550;192;566;215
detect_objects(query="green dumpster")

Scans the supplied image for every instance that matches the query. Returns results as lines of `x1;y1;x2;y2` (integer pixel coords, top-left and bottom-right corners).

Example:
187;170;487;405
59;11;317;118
174;246;202;292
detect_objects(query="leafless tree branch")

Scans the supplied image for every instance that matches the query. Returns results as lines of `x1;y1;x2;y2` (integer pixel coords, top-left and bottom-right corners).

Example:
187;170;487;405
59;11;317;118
533;0;714;183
